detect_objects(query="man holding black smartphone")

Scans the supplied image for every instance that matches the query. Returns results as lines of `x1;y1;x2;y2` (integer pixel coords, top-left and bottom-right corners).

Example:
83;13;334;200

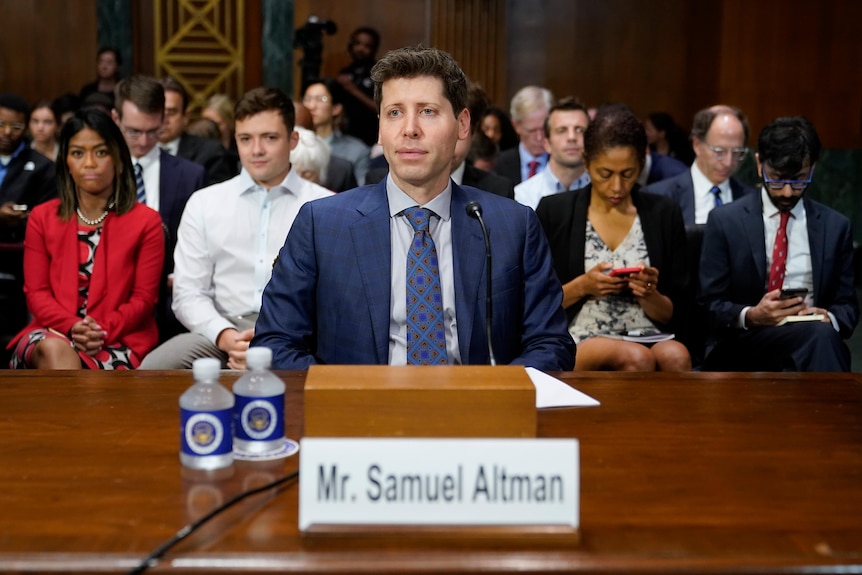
698;117;859;371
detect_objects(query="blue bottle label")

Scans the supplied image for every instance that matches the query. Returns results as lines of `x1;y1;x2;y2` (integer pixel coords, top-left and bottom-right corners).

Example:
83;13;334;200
233;393;284;442
181;408;233;456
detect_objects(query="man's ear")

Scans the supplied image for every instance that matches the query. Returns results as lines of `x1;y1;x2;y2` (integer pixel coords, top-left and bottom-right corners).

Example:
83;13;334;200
457;108;471;140
755;152;762;178
111;109;120;124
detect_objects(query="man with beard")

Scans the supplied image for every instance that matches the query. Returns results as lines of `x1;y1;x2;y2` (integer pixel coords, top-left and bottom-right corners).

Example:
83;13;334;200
336;26;380;146
698;116;858;372
514;97;590;210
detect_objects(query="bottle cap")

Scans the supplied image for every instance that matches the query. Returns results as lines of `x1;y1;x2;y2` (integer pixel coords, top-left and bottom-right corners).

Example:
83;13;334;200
192;357;221;382
246;346;272;370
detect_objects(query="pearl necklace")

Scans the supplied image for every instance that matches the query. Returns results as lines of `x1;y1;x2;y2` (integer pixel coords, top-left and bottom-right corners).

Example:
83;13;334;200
76;202;115;227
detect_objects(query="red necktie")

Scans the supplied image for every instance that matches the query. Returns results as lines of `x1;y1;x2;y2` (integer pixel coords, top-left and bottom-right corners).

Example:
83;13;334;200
527;160;539;178
767;211;791;291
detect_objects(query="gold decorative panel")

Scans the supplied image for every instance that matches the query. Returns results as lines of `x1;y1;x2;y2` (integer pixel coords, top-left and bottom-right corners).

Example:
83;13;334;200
154;0;244;111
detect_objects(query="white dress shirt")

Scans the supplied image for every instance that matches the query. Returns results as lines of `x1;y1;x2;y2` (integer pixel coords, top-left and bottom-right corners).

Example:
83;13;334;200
132;145;162;212
691;162;731;225
172;167;334;343
514;164;591;210
161;138;180;156
386;175;461;365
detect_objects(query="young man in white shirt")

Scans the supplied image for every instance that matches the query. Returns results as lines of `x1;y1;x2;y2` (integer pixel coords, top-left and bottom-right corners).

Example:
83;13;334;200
140;87;333;369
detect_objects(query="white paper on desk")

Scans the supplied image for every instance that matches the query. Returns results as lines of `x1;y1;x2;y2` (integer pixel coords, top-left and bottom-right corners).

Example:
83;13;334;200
525;367;600;408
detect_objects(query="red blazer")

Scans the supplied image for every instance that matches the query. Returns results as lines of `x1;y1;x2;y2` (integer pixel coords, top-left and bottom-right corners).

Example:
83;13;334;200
10;199;165;359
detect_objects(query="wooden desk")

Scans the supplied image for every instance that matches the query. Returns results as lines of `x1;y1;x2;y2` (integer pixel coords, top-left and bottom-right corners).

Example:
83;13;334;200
1;370;861;574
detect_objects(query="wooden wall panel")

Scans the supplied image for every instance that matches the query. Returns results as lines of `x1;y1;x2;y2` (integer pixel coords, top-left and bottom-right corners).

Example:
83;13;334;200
0;0;98;106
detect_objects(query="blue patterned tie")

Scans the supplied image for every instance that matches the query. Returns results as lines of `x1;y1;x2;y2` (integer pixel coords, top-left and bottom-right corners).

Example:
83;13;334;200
135;162;146;204
403;207;447;365
710;185;723;207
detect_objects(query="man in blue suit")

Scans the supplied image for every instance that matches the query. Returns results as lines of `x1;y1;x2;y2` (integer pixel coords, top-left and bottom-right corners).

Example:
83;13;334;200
645;105;756;226
699;116;858;371
252;46;574;371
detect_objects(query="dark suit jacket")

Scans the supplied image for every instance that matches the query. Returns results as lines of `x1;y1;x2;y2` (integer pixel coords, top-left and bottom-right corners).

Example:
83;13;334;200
492;147;523;186
644;170;756;226
365;162;515;200
646;151;688;185
158;150;206;270
536;185;688;332
11;199;164;358
324;155;358;192
699;193;859;346
251;181;574;371
0;147;57;242
176;133;234;186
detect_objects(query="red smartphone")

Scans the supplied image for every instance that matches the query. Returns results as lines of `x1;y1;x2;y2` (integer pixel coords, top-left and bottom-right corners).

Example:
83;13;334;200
609;267;642;277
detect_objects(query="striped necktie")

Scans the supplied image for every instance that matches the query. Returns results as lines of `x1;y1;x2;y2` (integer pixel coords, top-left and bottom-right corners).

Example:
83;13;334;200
135;163;147;205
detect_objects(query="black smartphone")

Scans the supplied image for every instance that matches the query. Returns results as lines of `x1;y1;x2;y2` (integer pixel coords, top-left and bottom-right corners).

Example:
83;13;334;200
779;287;808;300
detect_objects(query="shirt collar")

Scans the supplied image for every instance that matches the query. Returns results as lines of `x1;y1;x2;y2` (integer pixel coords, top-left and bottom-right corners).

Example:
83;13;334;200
238;165;302;197
0;141;26;166
386;175;453;221
133;144;161;167
760;187;805;220
691;161;730;197
450;160;466;185
518;143;548;166
161;138;180;156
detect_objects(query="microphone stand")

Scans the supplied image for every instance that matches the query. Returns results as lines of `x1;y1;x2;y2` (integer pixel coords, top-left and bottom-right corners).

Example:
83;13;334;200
465;201;497;366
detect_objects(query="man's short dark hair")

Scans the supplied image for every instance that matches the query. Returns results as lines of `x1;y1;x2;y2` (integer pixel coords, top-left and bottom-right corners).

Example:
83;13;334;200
543;96;588;138
161;76;189;112
351;27;380;53
757;116;821;177
114;75;165;117
0;93;31;123
98;46;122;67
234;87;295;133
583;103;647;169
690;104;750;144
370;46;467;118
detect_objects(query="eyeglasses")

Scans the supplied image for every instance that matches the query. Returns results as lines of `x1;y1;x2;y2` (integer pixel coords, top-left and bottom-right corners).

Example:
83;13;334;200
302;95;330;104
0;121;26;134
120;125;162;140
705;144;748;162
762;166;813;191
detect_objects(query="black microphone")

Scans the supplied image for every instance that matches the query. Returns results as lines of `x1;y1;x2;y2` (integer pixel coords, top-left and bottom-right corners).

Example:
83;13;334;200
465;201;496;366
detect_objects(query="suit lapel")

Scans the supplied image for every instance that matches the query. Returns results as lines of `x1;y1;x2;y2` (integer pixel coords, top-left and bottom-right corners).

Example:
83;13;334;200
804;199;826;301
350;183;394;363
741;195;768;284
451;184;486;361
679;176;696;225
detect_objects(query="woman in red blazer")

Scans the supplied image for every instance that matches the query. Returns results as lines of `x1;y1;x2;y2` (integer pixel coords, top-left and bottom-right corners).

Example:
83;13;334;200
8;108;164;369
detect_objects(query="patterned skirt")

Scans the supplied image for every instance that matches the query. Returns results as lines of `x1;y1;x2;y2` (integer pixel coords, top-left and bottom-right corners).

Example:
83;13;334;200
9;328;139;370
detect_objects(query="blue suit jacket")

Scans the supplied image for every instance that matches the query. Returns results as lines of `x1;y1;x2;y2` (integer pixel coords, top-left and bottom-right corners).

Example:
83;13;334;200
158;150;206;269
644;170;756;226
252;181;574;371
646;151;688;185
698;192;859;348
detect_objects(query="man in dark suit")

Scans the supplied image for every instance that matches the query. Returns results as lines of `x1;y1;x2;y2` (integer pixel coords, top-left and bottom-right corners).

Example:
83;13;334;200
645;105;756;226
492;86;554;187
699;116;858;372
159;77;234;185
639;150;688;187
252;46;573;371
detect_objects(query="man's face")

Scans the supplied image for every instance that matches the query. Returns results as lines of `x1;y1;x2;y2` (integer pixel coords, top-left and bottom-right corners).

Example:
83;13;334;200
114;101;164;158
692;113;746;185
759;157;812;213
544;109;589;170
235;109;297;189
97;51;118;80
302;83;336;131
0;107;27;155
379;75;470;197
514;108;548;157
349;32;376;61
159;90;188;143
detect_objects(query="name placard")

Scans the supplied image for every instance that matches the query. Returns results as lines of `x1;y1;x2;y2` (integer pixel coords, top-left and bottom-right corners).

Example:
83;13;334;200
299;438;579;531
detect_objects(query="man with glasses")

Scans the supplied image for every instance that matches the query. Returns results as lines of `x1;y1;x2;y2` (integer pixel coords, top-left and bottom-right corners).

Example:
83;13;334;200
0;93;56;243
493;86;555;187
698;116;858;372
646;105;756;226
113;75;206;339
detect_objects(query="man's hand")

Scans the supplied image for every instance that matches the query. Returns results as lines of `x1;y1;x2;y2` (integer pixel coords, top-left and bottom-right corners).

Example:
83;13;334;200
745;289;807;327
69;316;107;356
217;327;255;370
0;202;28;225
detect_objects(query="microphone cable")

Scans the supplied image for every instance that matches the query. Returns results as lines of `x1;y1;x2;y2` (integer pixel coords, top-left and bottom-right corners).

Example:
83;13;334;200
128;468;299;575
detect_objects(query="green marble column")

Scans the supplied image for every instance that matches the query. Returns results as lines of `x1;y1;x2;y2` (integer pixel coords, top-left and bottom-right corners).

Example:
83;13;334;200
96;0;133;77
262;0;294;95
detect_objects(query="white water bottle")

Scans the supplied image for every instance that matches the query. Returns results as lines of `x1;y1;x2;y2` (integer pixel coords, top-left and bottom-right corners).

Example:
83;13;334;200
180;358;234;469
233;347;285;454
